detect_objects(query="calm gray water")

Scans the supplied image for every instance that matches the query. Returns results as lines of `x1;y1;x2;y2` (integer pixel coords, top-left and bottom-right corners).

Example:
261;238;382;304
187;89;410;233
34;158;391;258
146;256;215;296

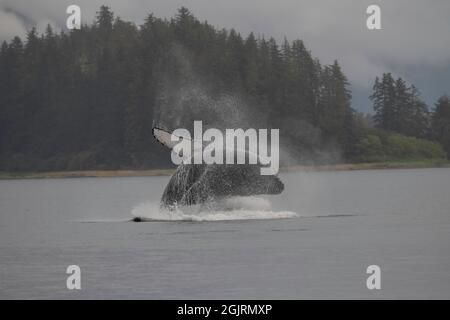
1;168;449;299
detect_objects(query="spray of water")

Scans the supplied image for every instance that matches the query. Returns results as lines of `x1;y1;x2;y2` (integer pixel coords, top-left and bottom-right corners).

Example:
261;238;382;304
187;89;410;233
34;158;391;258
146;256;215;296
131;196;298;222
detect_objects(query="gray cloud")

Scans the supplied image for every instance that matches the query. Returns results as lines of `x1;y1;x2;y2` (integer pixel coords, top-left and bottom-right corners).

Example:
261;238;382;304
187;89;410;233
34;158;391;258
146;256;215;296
0;0;449;111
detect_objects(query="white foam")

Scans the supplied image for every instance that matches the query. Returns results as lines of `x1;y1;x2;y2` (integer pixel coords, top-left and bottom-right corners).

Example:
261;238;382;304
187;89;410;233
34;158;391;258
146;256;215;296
131;197;298;222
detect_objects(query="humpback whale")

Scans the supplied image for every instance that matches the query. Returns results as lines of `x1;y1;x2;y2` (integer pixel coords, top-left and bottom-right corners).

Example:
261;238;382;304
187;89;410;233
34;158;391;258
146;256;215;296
153;127;284;209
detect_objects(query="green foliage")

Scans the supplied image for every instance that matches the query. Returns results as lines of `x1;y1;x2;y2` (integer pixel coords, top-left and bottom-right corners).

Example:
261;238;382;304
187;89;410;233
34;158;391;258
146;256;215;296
355;131;446;163
356;134;385;162
0;6;447;172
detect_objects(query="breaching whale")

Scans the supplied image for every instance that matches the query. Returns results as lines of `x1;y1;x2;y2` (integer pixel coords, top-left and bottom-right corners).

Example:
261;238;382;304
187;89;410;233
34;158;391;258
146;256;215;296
153;127;284;209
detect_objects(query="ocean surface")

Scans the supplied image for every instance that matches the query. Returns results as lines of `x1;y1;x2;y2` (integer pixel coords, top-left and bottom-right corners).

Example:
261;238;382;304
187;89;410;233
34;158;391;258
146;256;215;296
1;168;449;299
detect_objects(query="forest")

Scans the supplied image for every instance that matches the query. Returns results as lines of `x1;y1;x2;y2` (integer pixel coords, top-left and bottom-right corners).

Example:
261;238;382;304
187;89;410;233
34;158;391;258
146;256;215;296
0;6;449;172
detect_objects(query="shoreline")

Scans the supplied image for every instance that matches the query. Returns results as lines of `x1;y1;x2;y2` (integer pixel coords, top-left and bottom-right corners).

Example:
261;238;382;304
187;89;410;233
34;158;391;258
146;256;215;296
1;160;449;180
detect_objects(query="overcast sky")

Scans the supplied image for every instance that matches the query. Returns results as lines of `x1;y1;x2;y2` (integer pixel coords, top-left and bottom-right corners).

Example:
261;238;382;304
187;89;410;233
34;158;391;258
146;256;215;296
1;0;449;112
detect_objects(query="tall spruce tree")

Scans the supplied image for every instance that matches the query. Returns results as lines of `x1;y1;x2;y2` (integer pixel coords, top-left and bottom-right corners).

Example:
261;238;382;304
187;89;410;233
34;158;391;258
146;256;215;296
431;95;450;158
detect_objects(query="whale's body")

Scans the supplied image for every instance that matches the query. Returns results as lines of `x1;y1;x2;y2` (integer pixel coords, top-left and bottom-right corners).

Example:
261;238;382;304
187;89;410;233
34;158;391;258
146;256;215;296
152;127;284;209
161;162;284;209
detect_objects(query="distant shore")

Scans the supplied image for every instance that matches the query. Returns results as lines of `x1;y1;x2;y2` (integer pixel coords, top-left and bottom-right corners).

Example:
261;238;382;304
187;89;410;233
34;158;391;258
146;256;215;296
1;159;449;180
0;168;176;180
282;160;450;172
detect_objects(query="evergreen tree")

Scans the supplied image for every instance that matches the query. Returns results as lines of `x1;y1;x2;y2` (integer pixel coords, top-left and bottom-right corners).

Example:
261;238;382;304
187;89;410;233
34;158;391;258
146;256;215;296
407;85;429;138
431;95;450;158
394;77;410;133
371;73;396;131
96;5;114;32
371;74;429;138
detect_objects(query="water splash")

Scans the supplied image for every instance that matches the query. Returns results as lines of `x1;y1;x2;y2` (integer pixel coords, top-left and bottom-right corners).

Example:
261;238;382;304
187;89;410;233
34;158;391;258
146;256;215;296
131;196;298;222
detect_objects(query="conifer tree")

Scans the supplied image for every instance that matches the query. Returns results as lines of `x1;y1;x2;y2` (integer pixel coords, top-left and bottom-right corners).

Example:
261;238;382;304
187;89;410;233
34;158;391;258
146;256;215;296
431;95;450;158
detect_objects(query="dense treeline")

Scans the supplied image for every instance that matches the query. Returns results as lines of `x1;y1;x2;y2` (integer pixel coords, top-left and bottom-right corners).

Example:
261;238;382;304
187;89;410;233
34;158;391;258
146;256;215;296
371;74;428;138
0;6;448;172
369;73;450;159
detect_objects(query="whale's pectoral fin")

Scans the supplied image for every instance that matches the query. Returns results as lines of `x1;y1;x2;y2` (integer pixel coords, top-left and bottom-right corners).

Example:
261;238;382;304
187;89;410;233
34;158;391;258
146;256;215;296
153;127;186;149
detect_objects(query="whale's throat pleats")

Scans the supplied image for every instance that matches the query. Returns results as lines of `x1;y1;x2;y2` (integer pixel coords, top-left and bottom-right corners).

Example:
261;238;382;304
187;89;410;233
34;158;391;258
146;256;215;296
161;164;206;207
